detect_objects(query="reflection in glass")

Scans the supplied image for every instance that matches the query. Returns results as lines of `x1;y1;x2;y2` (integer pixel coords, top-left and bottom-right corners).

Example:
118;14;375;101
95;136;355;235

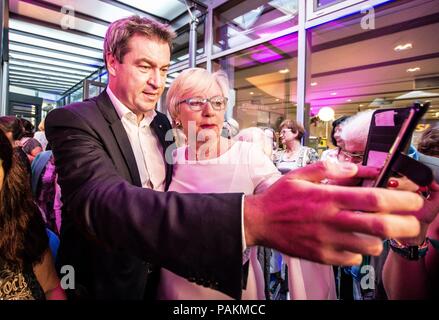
213;0;298;54
213;33;298;132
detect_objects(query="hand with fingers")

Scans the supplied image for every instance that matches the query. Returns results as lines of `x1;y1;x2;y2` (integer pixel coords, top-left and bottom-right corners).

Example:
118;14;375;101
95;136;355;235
383;177;439;299
386;177;439;245
244;161;423;266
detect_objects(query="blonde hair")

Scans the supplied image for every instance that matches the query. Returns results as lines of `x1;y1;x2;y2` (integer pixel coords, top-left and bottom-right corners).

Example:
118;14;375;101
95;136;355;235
103;15;176;68
166;68;230;123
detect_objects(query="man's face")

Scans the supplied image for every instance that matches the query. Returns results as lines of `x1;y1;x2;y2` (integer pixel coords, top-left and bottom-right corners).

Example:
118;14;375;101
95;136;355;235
107;35;170;116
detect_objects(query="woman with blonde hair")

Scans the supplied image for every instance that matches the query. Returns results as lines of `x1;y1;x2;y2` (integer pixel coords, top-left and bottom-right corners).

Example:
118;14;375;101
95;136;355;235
159;68;335;300
160;67;281;299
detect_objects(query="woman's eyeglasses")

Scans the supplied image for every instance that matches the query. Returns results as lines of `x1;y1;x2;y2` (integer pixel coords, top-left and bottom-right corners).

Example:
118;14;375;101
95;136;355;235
178;96;228;111
338;149;364;164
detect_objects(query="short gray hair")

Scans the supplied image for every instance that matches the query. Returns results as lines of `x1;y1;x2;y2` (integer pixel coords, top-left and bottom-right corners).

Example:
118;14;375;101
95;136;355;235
340;109;374;152
103;15;176;67
166;68;230;122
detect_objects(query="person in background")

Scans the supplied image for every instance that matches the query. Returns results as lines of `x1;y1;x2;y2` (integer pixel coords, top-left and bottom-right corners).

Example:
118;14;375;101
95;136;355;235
0;129;65;300
337;111;373;166
235;126;275;158
19;118;35;139
22;138;43;163
275;119;319;174
31;150;62;235
0;116;32;180
34;119;48;151
221;117;240;140
321;115;350;162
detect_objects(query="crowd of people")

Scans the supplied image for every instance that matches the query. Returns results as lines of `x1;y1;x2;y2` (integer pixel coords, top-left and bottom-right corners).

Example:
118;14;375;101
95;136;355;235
0;15;438;300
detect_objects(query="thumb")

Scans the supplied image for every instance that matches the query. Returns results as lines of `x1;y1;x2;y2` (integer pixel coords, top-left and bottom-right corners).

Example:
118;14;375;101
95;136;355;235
286;160;358;183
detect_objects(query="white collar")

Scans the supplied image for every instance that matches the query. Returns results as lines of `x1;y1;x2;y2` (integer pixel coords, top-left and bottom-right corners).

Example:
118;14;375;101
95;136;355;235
106;86;156;126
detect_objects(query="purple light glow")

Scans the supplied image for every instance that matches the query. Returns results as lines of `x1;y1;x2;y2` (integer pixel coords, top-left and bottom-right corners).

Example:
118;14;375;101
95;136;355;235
251;45;283;63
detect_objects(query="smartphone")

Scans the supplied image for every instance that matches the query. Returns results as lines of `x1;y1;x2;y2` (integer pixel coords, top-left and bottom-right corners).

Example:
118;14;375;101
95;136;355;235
361;102;430;188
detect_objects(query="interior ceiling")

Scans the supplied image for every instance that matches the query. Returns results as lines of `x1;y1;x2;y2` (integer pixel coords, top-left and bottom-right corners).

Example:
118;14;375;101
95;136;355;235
226;0;439;119
7;0;206;96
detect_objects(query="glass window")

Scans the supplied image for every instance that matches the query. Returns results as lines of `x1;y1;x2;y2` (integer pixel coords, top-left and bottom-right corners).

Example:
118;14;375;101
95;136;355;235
213;32;298;135
307;0;371;20
70;87;84;103
171;21;205;66
307;0;439;148
100;71;108;84
213;0;298;54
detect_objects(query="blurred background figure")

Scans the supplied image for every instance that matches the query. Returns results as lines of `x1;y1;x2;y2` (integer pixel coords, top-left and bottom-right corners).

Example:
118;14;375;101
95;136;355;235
0;116;32;181
22;138;43;163
275;119;319;174
34;119;48;151
418;125;439;182
0;129;65;300
320;115;351;161
338;110;374;165
235;126;275;158
31;150;62;235
222;117;240;139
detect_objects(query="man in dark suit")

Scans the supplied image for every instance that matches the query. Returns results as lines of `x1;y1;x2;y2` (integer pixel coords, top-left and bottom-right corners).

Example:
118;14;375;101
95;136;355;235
45;16;424;300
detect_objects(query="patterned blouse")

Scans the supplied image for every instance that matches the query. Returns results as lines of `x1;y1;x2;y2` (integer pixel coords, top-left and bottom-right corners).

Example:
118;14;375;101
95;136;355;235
274;146;319;174
0;259;45;300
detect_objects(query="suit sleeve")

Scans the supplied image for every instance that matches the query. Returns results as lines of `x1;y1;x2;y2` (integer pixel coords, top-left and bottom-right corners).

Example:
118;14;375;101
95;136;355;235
45;107;244;299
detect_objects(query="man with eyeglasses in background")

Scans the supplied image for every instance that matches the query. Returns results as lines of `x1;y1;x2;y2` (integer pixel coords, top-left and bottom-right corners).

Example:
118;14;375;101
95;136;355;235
45;16;424;300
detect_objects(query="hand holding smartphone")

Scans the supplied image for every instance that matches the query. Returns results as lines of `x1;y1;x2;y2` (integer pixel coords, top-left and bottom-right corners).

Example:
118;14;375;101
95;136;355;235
361;102;432;188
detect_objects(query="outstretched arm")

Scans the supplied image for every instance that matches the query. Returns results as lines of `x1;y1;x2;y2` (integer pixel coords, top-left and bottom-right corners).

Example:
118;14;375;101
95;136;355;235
244;161;424;266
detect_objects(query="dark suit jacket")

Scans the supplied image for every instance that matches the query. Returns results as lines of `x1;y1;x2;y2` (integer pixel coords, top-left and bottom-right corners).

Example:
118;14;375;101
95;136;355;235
46;91;244;299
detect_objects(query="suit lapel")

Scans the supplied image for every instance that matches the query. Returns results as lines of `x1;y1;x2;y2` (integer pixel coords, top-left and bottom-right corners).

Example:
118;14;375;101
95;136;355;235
150;116;174;190
96;91;142;187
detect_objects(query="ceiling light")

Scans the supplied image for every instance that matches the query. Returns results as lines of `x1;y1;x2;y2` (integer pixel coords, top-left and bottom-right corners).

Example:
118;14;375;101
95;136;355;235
330;92;337;96
318;107;335;121
359;104;364;107
407;67;420;73
347;99;352;102
394;43;413;52
311;82;318;86
275;98;280;102
279;68;289;74
250;92;254;95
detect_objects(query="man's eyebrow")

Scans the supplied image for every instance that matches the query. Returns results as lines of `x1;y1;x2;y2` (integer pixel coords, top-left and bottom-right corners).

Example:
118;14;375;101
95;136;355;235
134;58;170;69
134;58;155;65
